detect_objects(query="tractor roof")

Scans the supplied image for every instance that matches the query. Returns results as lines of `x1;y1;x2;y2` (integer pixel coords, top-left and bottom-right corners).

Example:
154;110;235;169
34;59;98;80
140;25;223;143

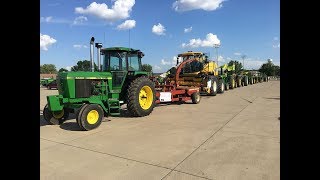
102;47;141;53
178;51;204;56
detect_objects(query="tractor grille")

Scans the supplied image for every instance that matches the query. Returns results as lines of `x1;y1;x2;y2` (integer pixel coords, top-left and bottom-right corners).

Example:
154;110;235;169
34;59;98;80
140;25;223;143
75;79;93;98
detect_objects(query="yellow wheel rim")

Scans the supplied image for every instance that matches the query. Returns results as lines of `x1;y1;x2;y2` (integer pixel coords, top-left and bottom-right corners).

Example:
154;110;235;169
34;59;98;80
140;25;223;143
53;109;64;119
87;110;99;124
139;86;153;110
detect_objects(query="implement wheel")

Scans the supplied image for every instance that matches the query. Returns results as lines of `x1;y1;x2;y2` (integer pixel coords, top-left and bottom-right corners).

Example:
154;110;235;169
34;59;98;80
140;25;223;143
43;104;69;125
78;104;104;131
191;92;201;104
127;76;156;117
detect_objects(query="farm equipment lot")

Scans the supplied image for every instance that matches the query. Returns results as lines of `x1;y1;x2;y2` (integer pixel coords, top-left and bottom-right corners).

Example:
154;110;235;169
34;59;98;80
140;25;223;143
40;80;280;180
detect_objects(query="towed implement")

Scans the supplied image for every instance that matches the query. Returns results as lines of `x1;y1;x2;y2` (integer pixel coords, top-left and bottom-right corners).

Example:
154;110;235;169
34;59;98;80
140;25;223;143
151;58;201;104
161;51;223;96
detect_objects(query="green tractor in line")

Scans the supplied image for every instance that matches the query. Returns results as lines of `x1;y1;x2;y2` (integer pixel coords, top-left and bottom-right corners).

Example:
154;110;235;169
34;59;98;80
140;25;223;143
218;63;238;90
40;78;55;87
43;37;156;131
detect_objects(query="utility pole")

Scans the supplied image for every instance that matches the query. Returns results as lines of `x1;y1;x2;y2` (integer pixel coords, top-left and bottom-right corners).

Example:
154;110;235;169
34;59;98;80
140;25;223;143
241;54;247;70
129;29;131;48
214;44;220;67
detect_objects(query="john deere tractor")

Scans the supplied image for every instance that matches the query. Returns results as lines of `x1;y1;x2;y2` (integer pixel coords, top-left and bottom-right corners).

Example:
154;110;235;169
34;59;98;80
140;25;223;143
43;37;156;131
165;51;223;96
218;63;237;90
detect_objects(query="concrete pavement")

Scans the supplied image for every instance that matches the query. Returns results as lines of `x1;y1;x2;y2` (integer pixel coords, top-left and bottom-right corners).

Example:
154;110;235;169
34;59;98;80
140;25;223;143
40;80;280;180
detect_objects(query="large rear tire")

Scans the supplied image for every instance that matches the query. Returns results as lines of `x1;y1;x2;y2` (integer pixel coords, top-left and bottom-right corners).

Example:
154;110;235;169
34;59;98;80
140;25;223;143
127;77;156;117
208;76;218;96
244;76;248;86
78;104;104;131
43;104;69;125
191;92;201;104
236;76;242;87
229;76;235;89
225;82;229;91
217;79;225;94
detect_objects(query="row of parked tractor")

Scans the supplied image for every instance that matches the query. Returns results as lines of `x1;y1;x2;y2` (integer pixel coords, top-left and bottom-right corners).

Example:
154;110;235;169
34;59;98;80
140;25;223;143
43;37;269;131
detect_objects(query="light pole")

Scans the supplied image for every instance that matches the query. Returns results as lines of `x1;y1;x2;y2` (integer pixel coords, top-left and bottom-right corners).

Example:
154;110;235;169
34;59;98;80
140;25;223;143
214;44;220;67
241;55;247;70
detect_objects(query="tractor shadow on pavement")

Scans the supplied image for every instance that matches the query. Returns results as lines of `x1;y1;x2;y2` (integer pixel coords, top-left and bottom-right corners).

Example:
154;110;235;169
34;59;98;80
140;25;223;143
59;115;111;131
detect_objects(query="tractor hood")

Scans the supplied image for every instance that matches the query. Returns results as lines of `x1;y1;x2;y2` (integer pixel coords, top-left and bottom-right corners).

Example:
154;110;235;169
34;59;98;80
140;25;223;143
58;71;112;80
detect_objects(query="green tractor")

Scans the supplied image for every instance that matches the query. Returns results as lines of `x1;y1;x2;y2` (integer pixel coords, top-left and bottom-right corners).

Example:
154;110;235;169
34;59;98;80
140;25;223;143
43;37;156;131
40;78;55;87
218;63;237;90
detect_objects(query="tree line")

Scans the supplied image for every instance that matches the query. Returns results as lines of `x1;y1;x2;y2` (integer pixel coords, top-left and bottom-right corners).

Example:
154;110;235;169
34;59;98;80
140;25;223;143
40;59;279;76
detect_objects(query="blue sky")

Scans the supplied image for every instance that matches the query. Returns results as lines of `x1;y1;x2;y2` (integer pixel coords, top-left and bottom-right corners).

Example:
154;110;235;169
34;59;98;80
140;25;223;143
40;0;280;73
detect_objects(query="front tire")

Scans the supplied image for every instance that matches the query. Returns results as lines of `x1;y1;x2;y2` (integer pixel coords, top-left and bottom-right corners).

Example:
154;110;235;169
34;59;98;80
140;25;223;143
127;77;156;117
78;104;104;131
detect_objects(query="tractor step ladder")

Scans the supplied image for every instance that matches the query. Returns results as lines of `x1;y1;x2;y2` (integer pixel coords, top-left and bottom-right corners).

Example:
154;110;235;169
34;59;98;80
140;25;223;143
108;99;120;116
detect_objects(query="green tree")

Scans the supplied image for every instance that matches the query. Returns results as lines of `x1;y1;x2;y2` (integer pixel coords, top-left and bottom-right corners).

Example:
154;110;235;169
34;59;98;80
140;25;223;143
71;60;98;71
228;60;243;74
142;64;153;73
259;60;279;76
40;64;57;74
58;68;69;72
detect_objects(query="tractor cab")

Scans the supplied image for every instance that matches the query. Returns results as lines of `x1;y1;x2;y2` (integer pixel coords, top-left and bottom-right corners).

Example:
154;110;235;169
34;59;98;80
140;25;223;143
101;47;147;100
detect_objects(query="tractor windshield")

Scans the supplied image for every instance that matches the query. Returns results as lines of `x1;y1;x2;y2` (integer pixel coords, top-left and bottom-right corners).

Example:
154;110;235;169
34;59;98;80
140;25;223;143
103;51;127;71
128;53;141;71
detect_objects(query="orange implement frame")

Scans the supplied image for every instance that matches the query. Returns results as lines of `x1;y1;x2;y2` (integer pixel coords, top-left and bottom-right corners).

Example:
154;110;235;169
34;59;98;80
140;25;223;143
151;58;200;104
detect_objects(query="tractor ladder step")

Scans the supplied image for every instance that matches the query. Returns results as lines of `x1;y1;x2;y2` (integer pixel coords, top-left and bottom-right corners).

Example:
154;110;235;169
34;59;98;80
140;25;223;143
108;99;121;116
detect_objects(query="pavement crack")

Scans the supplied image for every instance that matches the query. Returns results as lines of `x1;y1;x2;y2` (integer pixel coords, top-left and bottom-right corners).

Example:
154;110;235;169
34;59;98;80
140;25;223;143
222;130;279;139
40;138;212;180
160;96;258;180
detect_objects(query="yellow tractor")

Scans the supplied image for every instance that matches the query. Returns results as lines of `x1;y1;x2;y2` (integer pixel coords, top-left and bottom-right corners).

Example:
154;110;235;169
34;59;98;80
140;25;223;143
165;51;224;96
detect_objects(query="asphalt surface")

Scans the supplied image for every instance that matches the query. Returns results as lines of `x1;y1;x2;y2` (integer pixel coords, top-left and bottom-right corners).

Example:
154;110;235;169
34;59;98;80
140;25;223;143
40;80;280;180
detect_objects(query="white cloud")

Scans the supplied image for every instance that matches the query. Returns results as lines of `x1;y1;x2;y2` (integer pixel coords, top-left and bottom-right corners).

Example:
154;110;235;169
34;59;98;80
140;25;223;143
184;26;192;33
161;59;171;65
234;52;241;56
153;65;161;70
75;0;135;22
117;19;136;30
152;23;166;35
65;66;72;71
217;55;225;62
173;0;225;12
244;60;265;70
273;43;280;48
274;37;279;41
182;33;220;48
73;44;88;49
40;16;53;23
40;16;70;24
40;33;57;51
73;16;88;25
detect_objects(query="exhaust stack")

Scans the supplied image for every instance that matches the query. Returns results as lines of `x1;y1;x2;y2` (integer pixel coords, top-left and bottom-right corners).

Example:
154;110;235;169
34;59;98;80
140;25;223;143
90;37;95;72
95;43;103;71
